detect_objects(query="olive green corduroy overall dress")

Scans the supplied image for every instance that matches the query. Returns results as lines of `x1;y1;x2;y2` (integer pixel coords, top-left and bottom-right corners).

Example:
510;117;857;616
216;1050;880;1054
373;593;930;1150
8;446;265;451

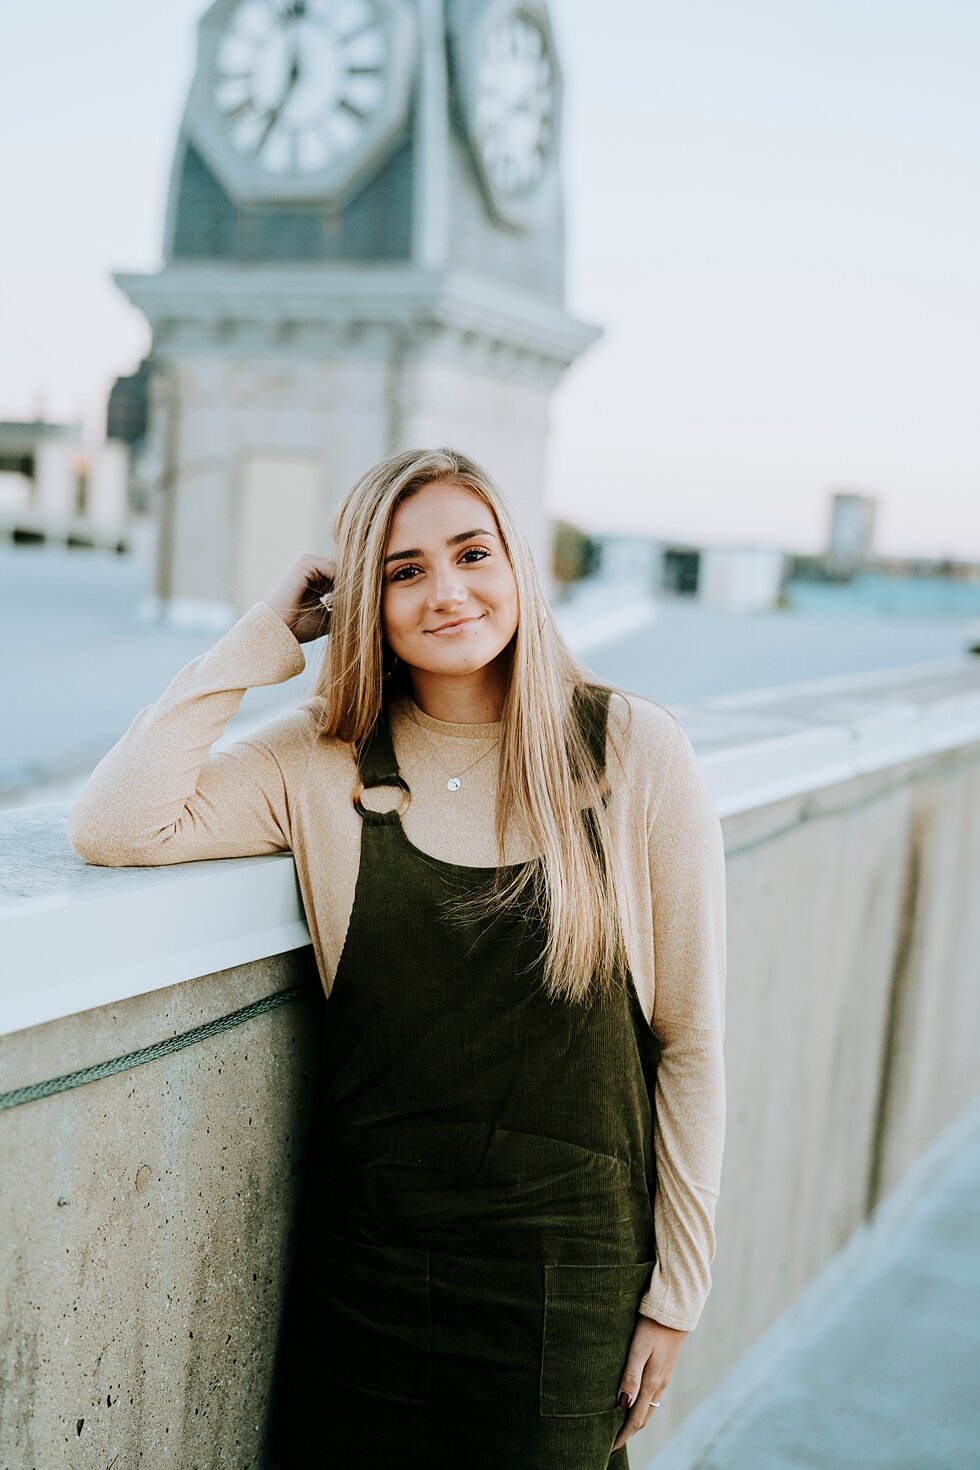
273;685;662;1469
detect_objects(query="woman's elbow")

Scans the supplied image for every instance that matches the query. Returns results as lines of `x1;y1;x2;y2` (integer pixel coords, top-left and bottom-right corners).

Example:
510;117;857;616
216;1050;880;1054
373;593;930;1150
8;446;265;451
66;807;138;866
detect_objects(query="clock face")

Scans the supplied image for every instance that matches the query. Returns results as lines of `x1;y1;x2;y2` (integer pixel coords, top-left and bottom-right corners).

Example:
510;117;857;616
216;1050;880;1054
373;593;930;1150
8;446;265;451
473;8;556;198
211;0;390;177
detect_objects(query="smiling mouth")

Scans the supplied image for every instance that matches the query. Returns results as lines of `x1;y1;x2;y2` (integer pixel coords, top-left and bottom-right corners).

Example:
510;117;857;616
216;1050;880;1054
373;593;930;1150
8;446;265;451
427;615;484;633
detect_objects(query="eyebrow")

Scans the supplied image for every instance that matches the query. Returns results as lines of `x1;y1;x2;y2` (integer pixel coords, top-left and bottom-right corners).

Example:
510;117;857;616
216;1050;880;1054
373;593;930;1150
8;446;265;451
383;528;498;565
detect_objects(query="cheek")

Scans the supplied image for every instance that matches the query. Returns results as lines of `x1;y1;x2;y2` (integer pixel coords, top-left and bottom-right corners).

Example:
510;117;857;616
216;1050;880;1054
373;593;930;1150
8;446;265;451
496;572;519;622
380;587;400;642
382;585;421;646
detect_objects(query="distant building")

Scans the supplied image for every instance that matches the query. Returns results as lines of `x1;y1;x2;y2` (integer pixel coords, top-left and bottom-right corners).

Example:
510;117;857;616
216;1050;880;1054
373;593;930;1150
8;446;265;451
589;533;660;593
0;419;130;549
107;363;150;453
0;421;78;516
591;532;787;612
697;545;787;611
660;543;701;597
106;359;154;515
827;492;876;575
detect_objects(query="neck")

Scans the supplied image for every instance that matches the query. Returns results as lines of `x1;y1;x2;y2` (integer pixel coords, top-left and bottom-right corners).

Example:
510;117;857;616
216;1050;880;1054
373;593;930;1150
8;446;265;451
408;661;508;724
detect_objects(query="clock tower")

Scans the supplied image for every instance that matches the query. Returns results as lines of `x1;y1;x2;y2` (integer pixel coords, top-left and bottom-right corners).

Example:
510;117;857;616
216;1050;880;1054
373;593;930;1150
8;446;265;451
117;0;600;625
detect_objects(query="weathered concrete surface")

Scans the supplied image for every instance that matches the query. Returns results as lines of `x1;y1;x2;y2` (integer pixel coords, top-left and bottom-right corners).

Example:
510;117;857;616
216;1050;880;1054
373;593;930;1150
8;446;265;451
646;1096;980;1470
629;737;980;1459
0;951;325;1470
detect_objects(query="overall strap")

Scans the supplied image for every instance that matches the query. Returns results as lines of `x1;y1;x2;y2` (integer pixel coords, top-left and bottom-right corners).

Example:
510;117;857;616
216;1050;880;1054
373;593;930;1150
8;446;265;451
351;703;410;822
355;702;400;789
572;683;612;786
572;685;613;872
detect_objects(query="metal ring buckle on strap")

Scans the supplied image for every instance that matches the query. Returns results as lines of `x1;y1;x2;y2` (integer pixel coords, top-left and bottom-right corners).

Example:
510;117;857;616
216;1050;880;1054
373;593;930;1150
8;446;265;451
352;776;412;819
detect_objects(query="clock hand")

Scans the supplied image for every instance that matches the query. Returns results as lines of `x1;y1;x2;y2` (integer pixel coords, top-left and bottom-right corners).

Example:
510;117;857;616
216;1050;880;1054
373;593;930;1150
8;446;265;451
254;49;301;153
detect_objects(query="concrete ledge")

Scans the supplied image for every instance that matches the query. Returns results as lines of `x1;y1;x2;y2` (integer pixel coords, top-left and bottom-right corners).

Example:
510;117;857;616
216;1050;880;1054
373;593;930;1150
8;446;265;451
0;806;309;1036
676;656;980;817
3;659;980;1038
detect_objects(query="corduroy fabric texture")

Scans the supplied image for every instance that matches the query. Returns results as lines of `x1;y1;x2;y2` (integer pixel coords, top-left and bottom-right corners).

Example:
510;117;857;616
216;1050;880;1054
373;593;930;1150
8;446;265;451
271;687;659;1466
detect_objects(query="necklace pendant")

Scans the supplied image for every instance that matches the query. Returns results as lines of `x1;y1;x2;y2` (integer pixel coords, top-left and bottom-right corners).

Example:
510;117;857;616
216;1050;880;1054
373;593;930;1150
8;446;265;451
447;776;462;791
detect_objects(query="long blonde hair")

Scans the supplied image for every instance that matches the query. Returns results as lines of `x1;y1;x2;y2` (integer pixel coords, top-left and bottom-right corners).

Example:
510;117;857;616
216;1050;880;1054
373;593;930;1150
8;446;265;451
311;447;634;1006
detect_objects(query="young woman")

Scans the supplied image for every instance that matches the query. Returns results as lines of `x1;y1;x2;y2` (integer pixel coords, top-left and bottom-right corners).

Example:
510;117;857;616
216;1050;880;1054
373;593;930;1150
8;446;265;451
67;447;727;1468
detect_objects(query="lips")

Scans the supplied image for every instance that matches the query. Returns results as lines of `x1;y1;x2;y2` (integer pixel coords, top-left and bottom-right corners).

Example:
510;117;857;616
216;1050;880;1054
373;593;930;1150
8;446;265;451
427;615;484;633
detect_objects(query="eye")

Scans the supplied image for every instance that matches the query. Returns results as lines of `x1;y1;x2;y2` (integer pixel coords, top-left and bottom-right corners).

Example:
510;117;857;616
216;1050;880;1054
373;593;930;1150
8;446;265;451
388;547;490;583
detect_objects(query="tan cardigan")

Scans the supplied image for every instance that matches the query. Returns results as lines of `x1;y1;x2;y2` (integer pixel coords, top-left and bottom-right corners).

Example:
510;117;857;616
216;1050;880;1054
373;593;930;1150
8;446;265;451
67;599;727;1333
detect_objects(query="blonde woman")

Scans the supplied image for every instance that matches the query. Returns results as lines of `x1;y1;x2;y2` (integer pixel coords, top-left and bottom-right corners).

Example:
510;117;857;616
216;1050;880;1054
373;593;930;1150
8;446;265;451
67;447;727;1468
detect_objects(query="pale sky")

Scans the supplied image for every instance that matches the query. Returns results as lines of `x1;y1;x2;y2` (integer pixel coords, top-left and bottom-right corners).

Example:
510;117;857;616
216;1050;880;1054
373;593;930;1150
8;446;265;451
1;0;978;558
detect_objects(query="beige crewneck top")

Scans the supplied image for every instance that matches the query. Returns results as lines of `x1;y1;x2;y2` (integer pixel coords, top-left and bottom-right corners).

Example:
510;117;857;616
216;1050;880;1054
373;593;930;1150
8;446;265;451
66;599;727;1333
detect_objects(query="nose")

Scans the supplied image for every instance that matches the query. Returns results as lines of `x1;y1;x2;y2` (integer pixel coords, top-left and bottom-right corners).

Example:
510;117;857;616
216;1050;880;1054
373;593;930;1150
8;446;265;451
428;563;467;611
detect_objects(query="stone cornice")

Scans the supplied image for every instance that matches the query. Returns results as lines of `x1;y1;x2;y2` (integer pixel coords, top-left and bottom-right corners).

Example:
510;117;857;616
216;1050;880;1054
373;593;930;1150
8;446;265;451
113;265;602;373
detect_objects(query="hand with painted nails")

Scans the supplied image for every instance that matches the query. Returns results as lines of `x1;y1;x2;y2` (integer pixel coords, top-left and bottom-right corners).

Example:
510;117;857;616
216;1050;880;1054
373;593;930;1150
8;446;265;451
263;553;337;645
611;1315;688;1451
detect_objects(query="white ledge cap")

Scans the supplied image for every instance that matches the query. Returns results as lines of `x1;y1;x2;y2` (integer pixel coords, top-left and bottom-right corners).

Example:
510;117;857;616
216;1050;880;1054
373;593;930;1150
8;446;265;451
682;656;980;817
3;658;980;1038
0;816;311;1038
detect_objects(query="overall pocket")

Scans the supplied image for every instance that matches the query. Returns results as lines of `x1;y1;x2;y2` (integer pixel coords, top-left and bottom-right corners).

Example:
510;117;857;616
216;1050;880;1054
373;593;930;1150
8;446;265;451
303;1229;432;1398
539;1259;656;1417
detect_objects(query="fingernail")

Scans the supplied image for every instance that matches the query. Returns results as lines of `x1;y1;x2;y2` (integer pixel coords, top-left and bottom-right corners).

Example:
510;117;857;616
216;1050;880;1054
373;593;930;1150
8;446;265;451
618;1391;635;1409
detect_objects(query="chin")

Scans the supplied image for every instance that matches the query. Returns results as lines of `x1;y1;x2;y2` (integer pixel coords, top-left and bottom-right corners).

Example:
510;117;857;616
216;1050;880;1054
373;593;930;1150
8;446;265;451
415;638;506;673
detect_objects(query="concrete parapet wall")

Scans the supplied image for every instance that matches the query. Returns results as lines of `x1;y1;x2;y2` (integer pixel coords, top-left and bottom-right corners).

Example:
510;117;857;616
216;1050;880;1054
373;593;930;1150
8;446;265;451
0;952;325;1470
653;737;980;1456
2;659;979;1467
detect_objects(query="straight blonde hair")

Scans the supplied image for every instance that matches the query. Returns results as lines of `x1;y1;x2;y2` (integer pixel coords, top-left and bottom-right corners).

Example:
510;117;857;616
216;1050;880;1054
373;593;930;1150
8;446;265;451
310;447;634;1006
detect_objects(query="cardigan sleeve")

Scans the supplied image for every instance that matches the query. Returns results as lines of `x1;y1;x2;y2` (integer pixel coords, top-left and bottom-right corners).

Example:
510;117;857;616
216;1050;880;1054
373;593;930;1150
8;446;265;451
66;600;310;867
637;718;728;1332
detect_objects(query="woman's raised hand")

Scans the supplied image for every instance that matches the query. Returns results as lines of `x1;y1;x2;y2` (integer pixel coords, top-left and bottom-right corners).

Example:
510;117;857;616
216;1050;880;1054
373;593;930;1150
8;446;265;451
263;553;337;645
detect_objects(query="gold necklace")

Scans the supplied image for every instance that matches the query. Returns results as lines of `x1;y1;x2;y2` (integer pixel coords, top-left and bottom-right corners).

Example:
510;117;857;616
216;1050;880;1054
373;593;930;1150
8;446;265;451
407;703;500;792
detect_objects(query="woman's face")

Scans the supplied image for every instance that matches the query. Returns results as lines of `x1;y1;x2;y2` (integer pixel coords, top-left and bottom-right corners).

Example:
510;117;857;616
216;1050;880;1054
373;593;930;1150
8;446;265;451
381;480;519;680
